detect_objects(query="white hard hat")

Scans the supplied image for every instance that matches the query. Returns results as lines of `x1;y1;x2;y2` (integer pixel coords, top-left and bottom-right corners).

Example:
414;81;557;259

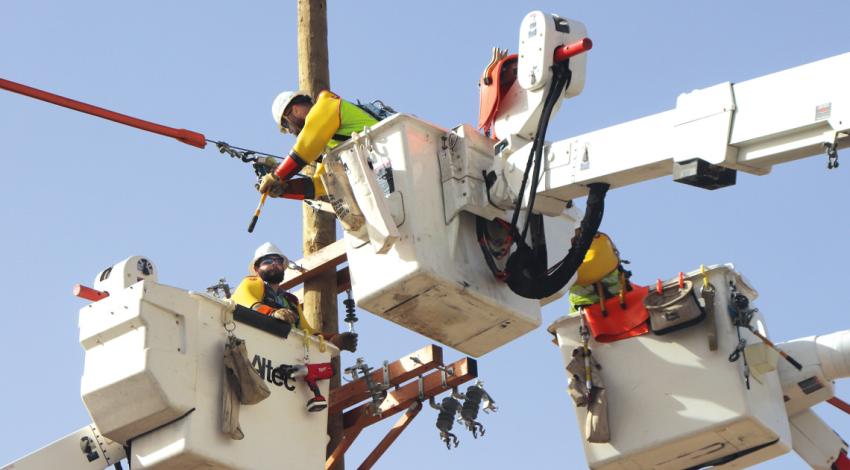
271;90;310;133
250;242;289;274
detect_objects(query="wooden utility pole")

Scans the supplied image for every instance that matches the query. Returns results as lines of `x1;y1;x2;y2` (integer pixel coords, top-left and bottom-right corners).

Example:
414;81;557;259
296;1;343;468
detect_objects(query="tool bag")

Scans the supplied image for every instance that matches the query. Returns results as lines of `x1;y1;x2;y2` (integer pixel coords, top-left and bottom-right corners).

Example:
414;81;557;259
644;279;705;335
319;156;366;232
221;335;271;440
582;285;650;343
566;347;610;443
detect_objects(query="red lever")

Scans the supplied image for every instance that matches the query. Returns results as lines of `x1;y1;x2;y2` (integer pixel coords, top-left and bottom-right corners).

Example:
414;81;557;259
828;396;850;416
74;284;109;302
553;38;593;63
0;78;207;149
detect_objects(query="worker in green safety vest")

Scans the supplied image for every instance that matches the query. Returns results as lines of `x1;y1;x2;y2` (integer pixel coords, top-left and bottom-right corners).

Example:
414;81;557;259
569;232;629;314
258;90;379;200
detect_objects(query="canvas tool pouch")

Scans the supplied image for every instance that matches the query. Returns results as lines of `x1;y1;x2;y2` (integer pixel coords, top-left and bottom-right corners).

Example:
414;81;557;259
566;348;603;407
586;388;610;443
566;348;610;443
320;155;366;233
221;371;244;440
644;279;706;335
221;335;271;440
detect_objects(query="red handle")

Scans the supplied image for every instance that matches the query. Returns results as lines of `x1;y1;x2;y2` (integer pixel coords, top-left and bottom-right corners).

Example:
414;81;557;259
74;284;109;302
554;38;593;63
0;78;206;149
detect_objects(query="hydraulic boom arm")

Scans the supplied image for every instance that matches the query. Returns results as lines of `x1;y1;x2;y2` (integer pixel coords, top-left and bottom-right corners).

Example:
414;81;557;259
493;52;850;208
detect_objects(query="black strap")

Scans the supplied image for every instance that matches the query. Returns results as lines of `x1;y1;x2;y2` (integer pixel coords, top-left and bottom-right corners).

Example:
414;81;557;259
233;305;292;339
682;439;779;470
333;133;351;142
289;150;308;167
701;284;718;351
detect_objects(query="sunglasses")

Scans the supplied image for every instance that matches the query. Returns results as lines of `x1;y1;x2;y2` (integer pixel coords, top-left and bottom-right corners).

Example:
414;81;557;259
279;106;294;132
257;256;286;267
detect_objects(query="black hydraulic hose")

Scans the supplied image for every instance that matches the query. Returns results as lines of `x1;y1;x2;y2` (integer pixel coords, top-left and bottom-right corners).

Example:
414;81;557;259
508;63;572;242
521;64;572;241
476;216;508;280
505;182;609;299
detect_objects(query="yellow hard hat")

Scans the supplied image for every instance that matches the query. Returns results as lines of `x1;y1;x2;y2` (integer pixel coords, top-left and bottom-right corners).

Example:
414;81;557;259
576;232;620;286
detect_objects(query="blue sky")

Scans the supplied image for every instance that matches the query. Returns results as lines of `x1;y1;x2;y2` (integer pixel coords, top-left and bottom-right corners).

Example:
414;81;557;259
2;1;849;468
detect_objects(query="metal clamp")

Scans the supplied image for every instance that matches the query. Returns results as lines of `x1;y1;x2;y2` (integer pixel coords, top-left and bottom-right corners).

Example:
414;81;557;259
344;358;389;416
382;360;391;389
435;364;454;388
824;131;847;169
361;126;375;153
206;278;232;299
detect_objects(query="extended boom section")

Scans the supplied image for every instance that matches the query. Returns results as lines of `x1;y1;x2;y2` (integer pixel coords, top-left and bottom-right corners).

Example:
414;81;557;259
501;52;850;203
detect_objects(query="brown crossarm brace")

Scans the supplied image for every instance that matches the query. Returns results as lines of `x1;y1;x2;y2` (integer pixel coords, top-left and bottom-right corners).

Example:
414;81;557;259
358;401;423;470
328;345;443;415
325;421;365;470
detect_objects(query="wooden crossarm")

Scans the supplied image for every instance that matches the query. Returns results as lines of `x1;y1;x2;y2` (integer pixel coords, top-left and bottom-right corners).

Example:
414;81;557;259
291;267;350;302
343;358;478;429
328;345;443;415
281;238;347;290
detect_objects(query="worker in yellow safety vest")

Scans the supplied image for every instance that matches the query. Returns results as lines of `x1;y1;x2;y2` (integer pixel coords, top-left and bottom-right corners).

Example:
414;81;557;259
232;242;358;352
257;90;379;200
569;232;630;314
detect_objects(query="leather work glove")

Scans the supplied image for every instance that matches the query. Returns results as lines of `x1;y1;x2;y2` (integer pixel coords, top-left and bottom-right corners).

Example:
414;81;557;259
258;173;288;198
271;308;299;325
258;174;316;200
330;332;358;352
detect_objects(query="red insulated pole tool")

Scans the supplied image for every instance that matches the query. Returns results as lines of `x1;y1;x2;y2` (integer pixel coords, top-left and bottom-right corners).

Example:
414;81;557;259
0;78;207;148
0;77;280;232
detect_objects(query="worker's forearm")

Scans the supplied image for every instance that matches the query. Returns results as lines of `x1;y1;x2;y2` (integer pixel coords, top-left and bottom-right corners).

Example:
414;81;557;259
274;152;309;181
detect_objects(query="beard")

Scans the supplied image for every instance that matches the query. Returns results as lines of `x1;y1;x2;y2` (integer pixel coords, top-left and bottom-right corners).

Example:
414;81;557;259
258;266;285;284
